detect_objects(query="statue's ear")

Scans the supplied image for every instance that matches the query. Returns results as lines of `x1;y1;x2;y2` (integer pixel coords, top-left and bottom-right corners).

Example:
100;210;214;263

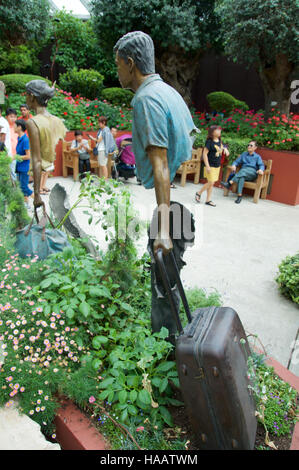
127;57;135;72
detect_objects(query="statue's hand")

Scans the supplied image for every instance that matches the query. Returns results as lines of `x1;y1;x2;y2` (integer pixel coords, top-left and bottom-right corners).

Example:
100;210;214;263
153;232;173;256
33;194;44;209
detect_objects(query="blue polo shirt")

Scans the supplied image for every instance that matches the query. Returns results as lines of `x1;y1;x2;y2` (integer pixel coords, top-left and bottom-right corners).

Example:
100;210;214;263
16;133;30;173
131;74;196;189
232;151;265;171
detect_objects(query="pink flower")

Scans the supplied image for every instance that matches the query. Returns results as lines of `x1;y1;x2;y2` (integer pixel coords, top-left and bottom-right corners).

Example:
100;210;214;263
136;426;145;432
89;396;96;404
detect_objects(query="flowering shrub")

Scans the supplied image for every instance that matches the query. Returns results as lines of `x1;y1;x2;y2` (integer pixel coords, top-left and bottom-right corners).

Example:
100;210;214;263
192;108;299;152
7;89;133;132
0;249;99;436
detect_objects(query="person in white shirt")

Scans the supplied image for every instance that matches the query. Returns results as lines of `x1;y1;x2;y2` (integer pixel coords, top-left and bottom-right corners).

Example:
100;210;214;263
70;130;91;180
0;105;12;156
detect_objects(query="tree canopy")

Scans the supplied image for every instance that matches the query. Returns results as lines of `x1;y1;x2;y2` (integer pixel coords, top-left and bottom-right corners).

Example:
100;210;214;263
90;0;221;102
0;0;50;46
47;9;117;83
216;0;299;116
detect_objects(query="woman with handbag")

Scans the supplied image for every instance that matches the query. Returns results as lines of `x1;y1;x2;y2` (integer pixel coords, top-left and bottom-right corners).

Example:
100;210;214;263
88;116;116;179
195;125;229;207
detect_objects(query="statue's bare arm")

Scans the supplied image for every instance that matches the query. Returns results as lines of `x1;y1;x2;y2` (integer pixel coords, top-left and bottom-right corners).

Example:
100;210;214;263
147;145;173;255
26;119;43;208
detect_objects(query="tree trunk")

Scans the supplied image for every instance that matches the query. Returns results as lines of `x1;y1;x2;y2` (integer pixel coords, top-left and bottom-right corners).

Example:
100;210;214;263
155;46;201;107
258;53;295;120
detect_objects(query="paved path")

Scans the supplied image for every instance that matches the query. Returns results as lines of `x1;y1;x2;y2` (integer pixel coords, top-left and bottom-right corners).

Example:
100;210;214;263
42;175;299;376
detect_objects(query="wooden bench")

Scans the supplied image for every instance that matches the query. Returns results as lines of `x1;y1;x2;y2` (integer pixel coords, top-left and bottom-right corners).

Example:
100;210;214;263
62;140;114;180
223;159;272;203
176;148;203;186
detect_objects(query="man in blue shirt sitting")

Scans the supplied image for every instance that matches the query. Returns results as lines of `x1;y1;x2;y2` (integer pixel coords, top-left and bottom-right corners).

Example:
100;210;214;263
221;141;264;204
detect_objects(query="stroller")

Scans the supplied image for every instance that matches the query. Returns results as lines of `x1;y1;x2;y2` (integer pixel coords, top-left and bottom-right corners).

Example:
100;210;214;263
112;136;136;181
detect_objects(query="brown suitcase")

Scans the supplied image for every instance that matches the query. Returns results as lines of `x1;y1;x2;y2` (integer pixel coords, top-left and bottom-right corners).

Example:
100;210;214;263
156;250;257;450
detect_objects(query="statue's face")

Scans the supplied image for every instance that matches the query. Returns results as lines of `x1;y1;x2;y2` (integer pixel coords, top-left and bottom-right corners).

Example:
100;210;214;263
115;51;132;89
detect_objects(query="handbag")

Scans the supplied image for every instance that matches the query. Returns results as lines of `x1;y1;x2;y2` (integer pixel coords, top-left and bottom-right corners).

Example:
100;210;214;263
92;130;102;157
15;203;71;260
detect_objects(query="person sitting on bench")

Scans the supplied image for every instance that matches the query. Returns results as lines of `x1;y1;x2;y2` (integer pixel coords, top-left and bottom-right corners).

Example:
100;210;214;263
221;141;264;204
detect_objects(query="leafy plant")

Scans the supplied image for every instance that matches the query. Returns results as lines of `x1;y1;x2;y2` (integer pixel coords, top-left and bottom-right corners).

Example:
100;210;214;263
102;88;134;107
59;68;104;101
0;44;41;75
276;253;299;304
0;151;30;231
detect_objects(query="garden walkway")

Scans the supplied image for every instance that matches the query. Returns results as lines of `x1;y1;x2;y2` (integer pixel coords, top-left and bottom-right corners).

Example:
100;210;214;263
43;175;299;377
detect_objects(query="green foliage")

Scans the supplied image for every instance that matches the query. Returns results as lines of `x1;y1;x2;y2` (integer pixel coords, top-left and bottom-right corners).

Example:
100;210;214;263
98;419;187;450
0;74;51;94
0;151;30;231
0;44;41;75
59;68;105;100
207;91;249;115
247;353;298;438
276;253;299;304
91;0;220;54
47;10;117;83
216;0;299;115
102;88;134;107
217;0;299;69
0;0;50;46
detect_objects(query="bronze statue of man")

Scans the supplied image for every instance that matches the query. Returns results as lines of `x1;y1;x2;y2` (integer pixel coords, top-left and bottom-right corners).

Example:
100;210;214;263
114;32;198;339
25;80;67;209
114;31;196;256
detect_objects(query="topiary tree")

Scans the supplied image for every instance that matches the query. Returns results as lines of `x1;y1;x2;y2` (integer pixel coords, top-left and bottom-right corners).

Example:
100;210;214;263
102;88;134;107
207;91;249;114
217;0;299;118
0;74;51;94
59;68;105;100
91;0;222;105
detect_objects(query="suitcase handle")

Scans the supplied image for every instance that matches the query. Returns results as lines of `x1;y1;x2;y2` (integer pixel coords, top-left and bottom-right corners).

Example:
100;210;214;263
156;249;193;335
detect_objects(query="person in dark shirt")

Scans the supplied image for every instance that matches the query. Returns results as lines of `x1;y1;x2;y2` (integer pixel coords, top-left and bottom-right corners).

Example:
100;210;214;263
221;141;264;204
195;125;229;207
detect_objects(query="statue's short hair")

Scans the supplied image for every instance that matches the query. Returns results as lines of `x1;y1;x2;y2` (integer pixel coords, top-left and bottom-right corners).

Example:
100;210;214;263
26;80;55;107
114;31;155;75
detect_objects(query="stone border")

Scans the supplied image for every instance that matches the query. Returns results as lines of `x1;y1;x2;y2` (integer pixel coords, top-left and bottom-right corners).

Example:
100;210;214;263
53;357;299;450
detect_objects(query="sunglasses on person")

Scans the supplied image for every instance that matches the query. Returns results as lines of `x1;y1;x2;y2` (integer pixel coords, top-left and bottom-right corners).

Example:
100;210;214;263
247;144;254;147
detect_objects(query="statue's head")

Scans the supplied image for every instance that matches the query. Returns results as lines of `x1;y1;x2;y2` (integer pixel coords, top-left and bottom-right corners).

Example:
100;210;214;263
25;80;55;109
114;31;155;89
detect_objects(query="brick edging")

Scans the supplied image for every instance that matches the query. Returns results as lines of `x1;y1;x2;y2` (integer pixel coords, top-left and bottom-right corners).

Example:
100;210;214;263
264;357;299;451
54;397;109;450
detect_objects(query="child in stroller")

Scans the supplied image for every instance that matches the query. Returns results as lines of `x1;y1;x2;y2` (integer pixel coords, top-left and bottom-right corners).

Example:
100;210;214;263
112;133;136;181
